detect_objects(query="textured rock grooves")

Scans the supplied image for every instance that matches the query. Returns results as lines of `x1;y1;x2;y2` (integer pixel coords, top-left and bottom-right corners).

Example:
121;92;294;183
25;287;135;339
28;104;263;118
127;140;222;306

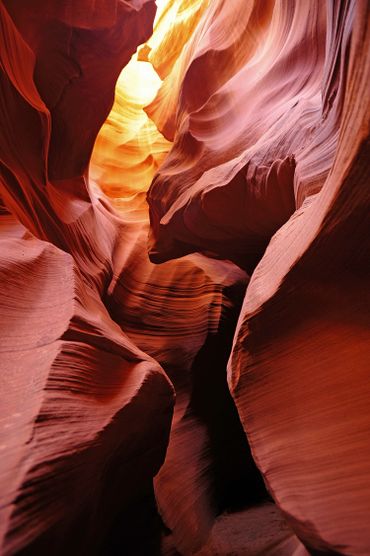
0;1;369;555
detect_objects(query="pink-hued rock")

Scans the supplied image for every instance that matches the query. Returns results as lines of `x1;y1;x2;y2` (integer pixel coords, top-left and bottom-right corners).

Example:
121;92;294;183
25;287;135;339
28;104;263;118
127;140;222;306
226;2;370;554
1;1;257;553
0;2;174;554
1;0;370;554
0;233;173;556
102;213;265;554
145;0;370;553
147;0;349;271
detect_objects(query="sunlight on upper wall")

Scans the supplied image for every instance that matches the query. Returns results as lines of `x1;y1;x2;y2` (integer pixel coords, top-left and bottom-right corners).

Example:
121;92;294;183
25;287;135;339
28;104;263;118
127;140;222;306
90;0;209;215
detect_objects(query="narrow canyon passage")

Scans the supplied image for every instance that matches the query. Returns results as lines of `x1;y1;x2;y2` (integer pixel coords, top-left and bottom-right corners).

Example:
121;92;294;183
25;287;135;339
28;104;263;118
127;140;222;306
0;1;369;555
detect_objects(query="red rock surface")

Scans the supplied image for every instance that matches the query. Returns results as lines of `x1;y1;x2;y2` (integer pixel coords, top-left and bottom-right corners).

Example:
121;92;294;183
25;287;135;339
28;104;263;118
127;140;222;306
1;0;369;554
0;2;174;554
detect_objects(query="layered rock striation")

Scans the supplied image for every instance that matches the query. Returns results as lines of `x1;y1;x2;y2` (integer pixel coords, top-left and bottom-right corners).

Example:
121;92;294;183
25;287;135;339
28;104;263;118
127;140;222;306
0;0;369;554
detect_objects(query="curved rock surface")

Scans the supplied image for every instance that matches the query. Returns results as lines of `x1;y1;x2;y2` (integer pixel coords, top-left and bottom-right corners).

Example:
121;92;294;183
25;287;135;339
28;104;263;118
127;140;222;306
147;1;349;270
1;0;369;555
146;0;370;553
228;3;370;551
0;2;174;554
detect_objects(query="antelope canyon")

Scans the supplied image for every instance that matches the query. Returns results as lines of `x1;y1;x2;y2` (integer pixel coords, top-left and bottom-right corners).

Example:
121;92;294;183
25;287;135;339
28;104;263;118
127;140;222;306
0;0;369;554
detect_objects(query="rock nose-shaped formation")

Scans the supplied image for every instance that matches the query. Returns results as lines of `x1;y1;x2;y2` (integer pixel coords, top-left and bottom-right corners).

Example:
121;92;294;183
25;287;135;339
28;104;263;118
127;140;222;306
1;1;369;555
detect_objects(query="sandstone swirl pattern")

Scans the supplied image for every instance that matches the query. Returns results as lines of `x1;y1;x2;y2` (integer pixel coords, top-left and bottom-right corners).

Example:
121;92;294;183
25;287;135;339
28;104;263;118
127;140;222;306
0;1;369;555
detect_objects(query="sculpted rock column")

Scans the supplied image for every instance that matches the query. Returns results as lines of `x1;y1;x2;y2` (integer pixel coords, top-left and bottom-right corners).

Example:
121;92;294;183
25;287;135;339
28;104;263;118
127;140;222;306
228;1;370;553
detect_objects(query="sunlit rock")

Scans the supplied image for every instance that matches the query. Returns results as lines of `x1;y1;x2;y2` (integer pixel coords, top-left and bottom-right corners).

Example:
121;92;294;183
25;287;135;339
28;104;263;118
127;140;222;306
1;0;369;554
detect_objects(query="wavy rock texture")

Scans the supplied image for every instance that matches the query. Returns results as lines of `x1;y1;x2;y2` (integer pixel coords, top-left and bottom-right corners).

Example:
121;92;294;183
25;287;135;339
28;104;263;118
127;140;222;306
147;0;370;554
228;3;370;553
0;2;174;554
1;0;370;555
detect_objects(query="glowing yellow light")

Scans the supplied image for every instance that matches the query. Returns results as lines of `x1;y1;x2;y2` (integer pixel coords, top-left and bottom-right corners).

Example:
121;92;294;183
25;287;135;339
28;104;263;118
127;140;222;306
90;0;209;212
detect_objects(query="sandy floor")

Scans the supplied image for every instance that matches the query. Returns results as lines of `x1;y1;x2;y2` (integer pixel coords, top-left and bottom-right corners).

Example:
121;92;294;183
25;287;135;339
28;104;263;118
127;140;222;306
163;502;309;556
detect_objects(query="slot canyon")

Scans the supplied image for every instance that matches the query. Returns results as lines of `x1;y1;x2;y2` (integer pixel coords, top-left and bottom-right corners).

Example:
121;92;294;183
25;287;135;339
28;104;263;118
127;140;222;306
0;0;369;554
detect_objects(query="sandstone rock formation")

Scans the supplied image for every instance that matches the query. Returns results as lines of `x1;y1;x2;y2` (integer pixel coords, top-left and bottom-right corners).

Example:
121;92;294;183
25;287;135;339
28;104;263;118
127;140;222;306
0;0;369;554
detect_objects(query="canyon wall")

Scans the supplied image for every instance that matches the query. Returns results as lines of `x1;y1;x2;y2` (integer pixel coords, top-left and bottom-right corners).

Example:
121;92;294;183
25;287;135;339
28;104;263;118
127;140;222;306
0;0;369;554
